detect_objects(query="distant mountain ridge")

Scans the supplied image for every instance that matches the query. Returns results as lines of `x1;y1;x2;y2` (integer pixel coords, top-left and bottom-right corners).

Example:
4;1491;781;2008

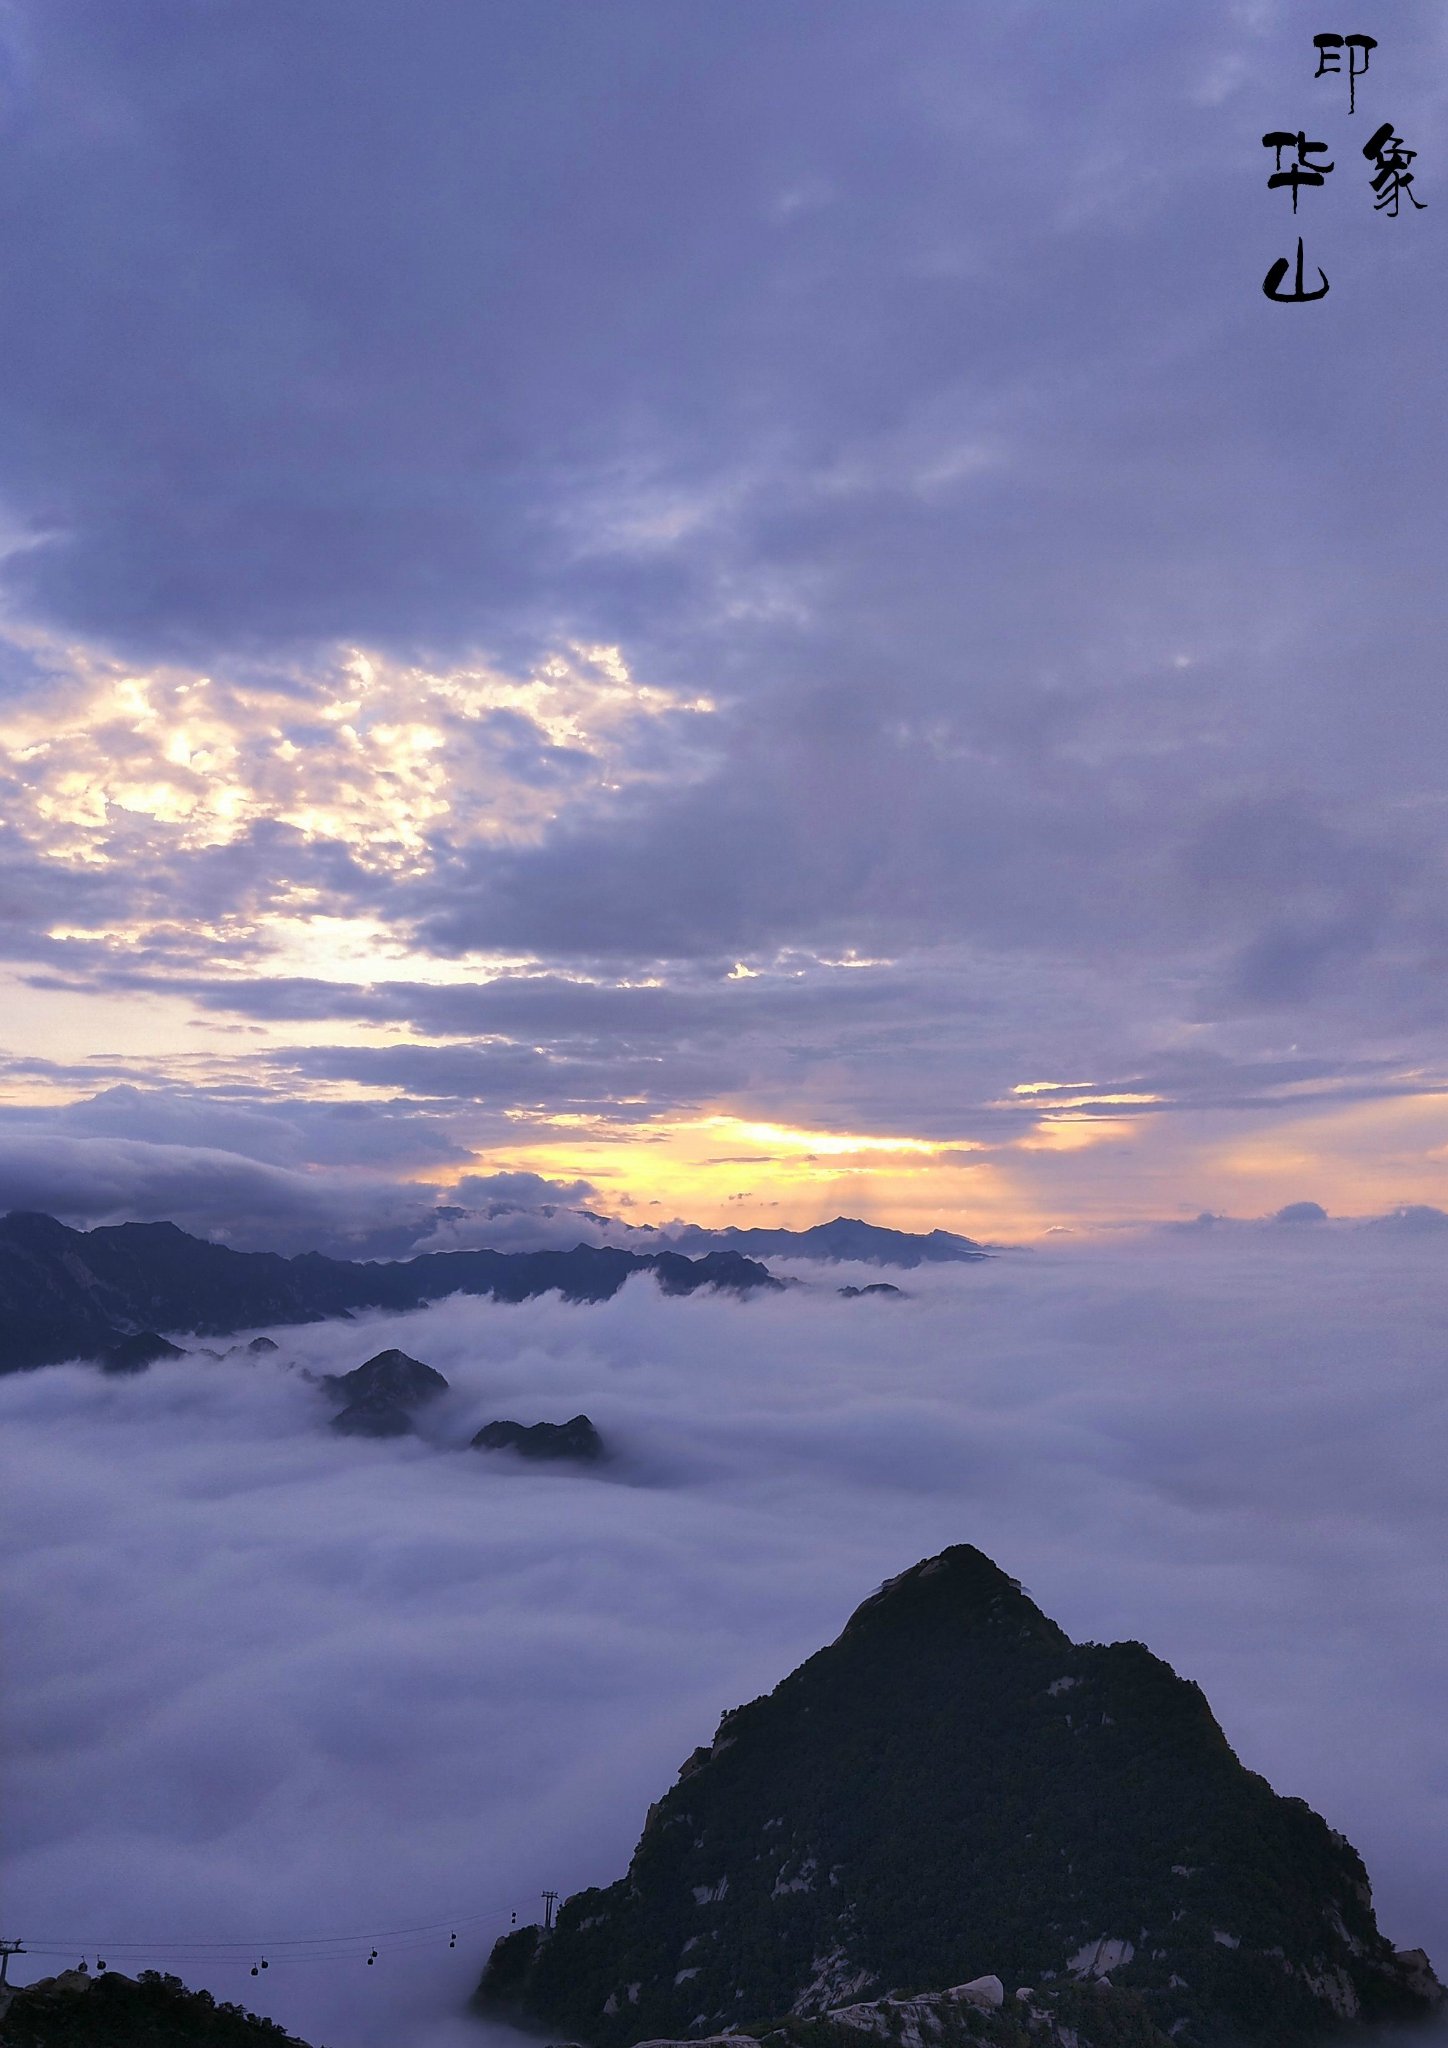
478;1546;1439;2048
0;1210;779;1374
656;1217;988;1267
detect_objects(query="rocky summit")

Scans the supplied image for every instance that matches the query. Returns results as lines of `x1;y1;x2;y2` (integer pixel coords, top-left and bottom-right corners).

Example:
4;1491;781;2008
476;1546;1440;2048
325;1347;449;1437
471;1413;604;1461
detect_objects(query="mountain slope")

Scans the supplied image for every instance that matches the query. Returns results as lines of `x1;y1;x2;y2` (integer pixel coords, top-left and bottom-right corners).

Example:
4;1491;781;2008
477;1548;1438;2048
0;1211;779;1373
0;1968;314;2046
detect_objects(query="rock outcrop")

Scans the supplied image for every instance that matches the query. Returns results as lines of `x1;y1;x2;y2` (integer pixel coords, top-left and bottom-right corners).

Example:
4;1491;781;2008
471;1413;604;1462
476;1546;1440;2048
326;1347;449;1437
587;1978;1178;2048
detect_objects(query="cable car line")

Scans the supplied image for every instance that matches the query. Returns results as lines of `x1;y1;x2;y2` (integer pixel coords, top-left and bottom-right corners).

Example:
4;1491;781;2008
10;1895;538;1975
16;1897;521;1954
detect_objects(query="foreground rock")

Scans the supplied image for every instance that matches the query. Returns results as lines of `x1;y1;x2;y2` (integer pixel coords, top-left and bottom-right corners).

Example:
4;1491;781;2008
0;1210;782;1375
326;1347;449;1437
472;1413;604;1462
620;1978;1169;2048
476;1545;1440;2048
0;1967;314;2044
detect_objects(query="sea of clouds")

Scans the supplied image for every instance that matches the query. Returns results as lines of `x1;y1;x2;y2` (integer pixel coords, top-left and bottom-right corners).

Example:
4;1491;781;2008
2;1238;1446;2048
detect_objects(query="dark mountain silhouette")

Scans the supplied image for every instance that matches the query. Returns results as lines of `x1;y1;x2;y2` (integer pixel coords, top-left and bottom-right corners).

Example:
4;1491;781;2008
0;1967;313;2046
324;1347;450;1437
100;1330;189;1375
658;1217;987;1267
477;1547;1440;2048
472;1413;604;1462
0;1212;780;1374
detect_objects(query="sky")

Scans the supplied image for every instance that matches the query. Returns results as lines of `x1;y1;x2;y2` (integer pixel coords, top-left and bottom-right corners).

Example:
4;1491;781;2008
3;1241;1446;2048
0;0;1447;1244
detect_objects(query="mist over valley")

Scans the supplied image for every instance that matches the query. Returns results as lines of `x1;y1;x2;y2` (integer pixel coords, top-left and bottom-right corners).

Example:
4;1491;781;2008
3;1240;1444;2048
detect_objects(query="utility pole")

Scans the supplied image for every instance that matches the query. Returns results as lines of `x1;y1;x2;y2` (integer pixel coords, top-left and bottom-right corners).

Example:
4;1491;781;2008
541;1892;558;1933
0;1940;26;1987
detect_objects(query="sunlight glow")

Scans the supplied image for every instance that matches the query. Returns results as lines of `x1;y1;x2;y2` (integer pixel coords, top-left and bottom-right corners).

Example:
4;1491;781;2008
0;639;718;876
996;1091;1162;1112
1017;1116;1135;1152
696;1115;949;1158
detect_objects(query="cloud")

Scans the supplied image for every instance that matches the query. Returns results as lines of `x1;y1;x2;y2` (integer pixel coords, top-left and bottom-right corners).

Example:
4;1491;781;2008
0;644;709;881
1;1243;1445;2048
451;1170;600;1207
405;1170;670;1256
276;1040;724;1117
5;1031;1448;1251
0;1084;469;1172
0;1129;454;1255
1;3;1448;1227
0;1116;660;1256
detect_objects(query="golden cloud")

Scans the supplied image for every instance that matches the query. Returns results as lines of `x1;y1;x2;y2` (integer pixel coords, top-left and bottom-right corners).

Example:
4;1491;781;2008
0;640;717;877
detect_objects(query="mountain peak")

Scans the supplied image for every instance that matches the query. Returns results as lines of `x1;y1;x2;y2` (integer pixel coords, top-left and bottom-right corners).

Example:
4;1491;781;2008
838;1545;1065;1647
1;1209;81;1247
478;1546;1439;2048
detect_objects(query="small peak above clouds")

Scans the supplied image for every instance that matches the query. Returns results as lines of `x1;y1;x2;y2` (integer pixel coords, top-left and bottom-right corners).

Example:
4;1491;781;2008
1367;1204;1448;1234
1160;1199;1448;1237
